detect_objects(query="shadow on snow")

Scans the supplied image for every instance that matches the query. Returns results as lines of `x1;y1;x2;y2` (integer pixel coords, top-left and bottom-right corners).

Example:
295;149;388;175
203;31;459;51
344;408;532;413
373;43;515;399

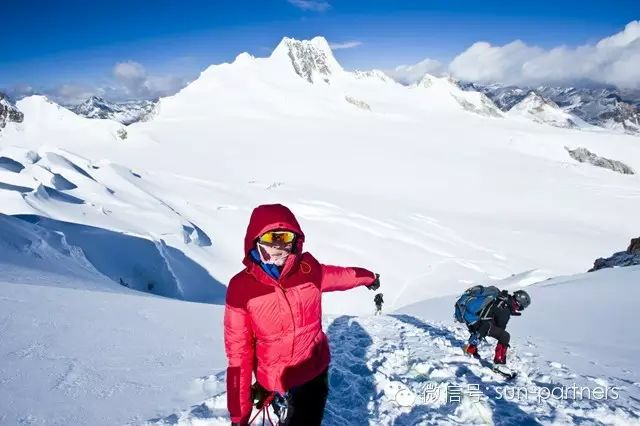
325;315;377;426
14;214;226;304
391;314;541;426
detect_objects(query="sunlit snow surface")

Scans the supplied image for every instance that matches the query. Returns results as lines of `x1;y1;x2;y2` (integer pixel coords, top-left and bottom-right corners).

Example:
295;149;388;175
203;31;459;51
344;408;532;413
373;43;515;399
148;267;640;425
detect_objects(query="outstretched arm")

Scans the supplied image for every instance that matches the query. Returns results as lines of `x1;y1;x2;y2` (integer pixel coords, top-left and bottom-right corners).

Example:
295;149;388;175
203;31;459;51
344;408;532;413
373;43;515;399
320;264;376;292
224;297;254;424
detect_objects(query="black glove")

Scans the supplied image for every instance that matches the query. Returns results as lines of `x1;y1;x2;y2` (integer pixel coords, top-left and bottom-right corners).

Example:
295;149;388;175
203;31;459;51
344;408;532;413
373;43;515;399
367;273;380;291
251;382;271;409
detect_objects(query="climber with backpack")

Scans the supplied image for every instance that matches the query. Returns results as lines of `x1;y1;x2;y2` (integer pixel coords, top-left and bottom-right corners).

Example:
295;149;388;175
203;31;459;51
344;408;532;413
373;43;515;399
374;293;384;315
454;285;531;375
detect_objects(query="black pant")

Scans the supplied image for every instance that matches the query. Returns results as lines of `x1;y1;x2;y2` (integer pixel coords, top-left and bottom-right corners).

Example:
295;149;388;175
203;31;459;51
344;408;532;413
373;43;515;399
281;369;329;426
475;320;510;345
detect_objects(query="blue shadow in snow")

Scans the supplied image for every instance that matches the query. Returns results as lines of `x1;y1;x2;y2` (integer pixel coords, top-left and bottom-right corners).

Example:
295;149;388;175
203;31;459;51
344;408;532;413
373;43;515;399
325;315;376;426
391;314;541;425
14;215;226;304
0;156;25;173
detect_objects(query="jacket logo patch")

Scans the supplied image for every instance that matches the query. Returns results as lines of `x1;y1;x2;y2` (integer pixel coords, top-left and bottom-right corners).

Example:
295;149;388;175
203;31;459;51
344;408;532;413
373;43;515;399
300;261;312;274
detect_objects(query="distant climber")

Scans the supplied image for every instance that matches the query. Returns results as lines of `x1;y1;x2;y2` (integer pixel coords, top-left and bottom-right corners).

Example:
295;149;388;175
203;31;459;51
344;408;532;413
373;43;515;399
454;286;530;375
224;204;380;426
374;293;384;315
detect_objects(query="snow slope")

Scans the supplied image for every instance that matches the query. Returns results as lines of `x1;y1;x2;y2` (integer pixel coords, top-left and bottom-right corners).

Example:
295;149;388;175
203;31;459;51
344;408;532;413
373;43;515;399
400;266;640;383
6;211;636;425
0;214;227;425
2;244;638;425
2;37;639;313
0;145;226;303
146;267;640;426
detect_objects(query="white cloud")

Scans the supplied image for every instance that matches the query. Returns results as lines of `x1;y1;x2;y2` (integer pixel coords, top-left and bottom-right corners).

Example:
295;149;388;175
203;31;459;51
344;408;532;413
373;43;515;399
449;20;640;89
143;75;188;97
113;61;147;82
385;58;445;85
113;61;149;97
111;61;188;100
3;84;36;100
329;40;362;50
53;84;102;104
35;61;191;104
287;0;330;12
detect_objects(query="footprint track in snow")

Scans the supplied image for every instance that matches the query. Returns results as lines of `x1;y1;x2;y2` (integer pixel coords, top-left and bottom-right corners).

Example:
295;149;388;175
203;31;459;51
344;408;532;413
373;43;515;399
146;315;640;425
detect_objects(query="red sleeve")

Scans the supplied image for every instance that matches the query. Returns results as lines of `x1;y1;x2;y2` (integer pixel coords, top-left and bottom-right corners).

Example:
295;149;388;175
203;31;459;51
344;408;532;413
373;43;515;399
320;264;376;292
224;281;254;424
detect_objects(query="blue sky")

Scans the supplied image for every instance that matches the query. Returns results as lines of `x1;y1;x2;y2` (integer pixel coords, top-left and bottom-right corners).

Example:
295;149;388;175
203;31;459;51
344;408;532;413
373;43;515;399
2;0;638;101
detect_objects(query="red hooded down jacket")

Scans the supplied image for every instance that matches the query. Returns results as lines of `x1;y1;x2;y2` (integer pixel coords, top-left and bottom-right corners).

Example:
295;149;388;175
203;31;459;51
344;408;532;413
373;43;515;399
224;204;375;423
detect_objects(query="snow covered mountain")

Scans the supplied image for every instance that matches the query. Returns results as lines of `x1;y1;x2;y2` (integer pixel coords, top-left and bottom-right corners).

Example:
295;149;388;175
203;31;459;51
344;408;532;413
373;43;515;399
273;36;343;83
2;36;639;310
1;36;640;424
0;93;24;129
415;75;503;118
69;96;157;125
506;92;584;129
462;83;640;135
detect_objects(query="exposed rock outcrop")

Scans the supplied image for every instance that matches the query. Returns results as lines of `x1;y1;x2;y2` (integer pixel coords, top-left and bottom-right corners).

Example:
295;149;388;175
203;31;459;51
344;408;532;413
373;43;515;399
589;237;640;271
566;146;634;175
0;93;24;129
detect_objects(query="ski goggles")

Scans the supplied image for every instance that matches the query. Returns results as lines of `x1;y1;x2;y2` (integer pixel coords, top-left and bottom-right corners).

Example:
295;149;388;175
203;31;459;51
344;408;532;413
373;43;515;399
258;231;296;246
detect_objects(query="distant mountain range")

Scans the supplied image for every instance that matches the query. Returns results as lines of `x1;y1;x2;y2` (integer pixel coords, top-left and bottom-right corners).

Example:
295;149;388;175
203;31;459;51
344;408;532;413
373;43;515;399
3;39;640;136
68;96;157;125
460;82;640;135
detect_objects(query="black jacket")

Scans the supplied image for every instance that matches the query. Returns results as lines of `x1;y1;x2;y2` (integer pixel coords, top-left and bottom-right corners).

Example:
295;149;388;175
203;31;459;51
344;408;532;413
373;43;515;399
374;294;384;305
486;291;520;329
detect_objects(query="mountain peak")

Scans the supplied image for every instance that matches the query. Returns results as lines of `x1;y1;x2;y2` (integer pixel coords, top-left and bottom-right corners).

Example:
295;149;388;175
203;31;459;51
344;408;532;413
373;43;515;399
273;36;332;55
515;91;565;113
271;36;342;83
416;73;460;91
508;90;581;128
85;95;107;103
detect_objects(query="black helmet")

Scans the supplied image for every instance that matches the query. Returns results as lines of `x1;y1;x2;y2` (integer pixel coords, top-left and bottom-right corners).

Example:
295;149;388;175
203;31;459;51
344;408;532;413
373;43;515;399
513;290;531;310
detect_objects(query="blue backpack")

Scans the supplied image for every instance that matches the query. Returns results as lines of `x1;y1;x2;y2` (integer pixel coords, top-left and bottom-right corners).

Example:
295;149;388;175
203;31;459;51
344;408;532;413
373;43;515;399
454;285;501;326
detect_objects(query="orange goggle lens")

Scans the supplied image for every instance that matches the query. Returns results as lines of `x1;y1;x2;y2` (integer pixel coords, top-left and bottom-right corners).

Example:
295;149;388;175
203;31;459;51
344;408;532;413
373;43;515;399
259;231;296;245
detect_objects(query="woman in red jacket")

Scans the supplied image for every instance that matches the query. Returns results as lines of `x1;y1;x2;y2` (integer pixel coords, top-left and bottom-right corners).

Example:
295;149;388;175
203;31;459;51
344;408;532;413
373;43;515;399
225;204;380;425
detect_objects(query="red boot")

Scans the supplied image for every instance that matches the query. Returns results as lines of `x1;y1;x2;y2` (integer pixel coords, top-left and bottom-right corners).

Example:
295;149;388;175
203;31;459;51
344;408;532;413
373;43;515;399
463;344;480;359
494;343;508;364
